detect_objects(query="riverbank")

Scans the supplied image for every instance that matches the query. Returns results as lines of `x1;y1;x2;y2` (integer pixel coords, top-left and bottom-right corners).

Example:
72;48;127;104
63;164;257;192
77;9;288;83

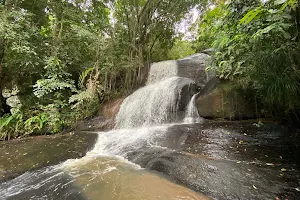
1;119;300;199
0;131;98;182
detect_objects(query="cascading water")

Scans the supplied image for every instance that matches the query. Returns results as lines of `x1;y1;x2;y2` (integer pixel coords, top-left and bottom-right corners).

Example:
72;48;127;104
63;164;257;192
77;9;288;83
115;77;197;129
0;60;204;200
2;56;292;200
146;60;178;85
184;93;203;124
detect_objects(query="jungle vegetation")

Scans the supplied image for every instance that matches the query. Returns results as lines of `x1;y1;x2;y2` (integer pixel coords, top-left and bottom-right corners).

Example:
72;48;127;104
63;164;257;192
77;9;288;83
0;0;299;140
195;0;300;123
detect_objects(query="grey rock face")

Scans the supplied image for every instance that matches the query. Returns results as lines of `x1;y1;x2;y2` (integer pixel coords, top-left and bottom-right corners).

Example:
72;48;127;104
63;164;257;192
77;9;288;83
177;53;214;87
6;96;21;108
147;53;214;87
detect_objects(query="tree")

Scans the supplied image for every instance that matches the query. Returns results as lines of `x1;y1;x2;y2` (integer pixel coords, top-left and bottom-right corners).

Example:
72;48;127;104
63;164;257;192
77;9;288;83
196;0;300;120
0;0;210;139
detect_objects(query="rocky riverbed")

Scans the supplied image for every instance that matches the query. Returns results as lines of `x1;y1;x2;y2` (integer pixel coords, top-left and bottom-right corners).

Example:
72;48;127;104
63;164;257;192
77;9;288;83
1;120;299;199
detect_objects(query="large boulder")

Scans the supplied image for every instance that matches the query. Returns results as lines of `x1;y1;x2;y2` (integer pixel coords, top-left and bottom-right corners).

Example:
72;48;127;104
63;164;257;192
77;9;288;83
196;80;256;120
147;53;214;87
101;97;125;120
177;53;214;87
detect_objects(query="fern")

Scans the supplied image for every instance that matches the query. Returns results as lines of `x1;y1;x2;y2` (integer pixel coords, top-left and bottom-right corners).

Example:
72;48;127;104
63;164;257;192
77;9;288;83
24;112;48;134
0;113;23;140
79;67;94;89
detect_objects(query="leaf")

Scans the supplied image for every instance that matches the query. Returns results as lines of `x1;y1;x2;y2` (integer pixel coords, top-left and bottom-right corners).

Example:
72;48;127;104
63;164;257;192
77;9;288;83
240;7;263;24
274;0;287;5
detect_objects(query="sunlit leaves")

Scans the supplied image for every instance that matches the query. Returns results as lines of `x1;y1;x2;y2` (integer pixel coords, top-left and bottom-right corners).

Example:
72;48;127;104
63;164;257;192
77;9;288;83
239;6;263;24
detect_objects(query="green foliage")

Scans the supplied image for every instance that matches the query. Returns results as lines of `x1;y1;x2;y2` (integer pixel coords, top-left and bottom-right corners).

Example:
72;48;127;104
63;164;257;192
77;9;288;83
167;40;196;60
0;0;208;140
33;56;76;98
197;0;300;119
0;5;41;83
24;112;48;134
69;67;101;118
0;112;23;140
195;3;226;51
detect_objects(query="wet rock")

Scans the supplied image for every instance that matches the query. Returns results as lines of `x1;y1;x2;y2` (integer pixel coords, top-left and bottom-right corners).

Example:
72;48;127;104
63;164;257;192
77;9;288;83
147;53;214;87
177;53;214;87
75;97;125;131
101;97;124;120
126;122;300;200
0;132;98;182
199;77;219;96
196;81;256;119
178;82;199;112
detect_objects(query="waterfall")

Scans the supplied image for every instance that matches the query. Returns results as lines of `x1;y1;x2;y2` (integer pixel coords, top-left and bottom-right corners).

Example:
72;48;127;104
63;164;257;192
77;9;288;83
184;93;203;124
0;58;207;200
146;60;178;85
115;77;195;129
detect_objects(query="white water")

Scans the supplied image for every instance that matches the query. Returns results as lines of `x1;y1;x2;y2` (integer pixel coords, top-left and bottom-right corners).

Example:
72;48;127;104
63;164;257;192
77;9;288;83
89;125;171;157
115;77;195;129
0;60;204;200
184;93;203;124
146;60;178;85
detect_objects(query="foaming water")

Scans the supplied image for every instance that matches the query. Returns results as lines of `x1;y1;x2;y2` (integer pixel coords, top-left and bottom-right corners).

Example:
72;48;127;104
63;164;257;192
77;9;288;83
90;125;170;157
146;60;178;84
184;93;203;124
115;77;195;129
0;61;206;199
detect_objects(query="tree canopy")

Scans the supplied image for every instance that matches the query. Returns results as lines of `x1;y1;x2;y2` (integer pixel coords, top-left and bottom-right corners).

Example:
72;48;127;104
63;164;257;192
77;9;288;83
195;0;300;121
1;0;299;140
0;0;207;139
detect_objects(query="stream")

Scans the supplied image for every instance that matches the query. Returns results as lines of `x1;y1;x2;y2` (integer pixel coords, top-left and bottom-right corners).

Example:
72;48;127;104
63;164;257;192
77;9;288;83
1;59;300;199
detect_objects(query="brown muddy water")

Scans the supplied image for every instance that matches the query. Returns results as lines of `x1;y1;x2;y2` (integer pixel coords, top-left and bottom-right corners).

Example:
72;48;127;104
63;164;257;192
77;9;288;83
0;121;299;200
